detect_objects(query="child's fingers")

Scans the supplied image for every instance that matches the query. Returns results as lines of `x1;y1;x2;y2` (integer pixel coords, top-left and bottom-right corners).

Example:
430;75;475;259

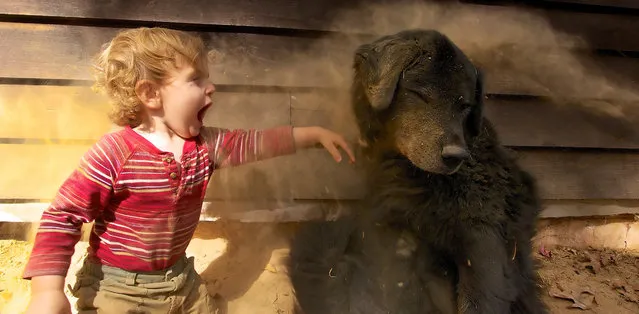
322;141;343;162
335;138;356;163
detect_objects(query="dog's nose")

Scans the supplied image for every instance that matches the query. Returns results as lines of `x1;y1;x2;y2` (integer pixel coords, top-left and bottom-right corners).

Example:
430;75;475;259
441;145;470;163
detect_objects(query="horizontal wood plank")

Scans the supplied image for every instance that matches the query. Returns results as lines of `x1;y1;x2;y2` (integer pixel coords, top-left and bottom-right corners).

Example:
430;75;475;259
206;91;291;129
1;142;638;200
191;199;639;220
2;83;639;152
290;91;639;149
539;0;639;10
1;0;638;51
0;86;291;140
513;9;639;52
0;85;111;140
516;149;639;199
3;21;639;99
539;199;639;218
2;199;638;223
436;2;639;52
3;85;639;149
482;97;639;149
207;149;363;200
0;144;89;200
0;0;362;32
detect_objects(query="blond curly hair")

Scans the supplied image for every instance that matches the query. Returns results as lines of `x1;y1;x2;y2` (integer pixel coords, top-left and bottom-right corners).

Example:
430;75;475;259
92;27;207;127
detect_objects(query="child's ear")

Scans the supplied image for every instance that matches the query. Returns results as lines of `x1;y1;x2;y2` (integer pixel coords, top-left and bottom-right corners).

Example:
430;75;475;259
135;80;162;110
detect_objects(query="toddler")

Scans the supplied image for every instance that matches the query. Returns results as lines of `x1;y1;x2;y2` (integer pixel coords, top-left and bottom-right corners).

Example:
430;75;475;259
23;27;354;314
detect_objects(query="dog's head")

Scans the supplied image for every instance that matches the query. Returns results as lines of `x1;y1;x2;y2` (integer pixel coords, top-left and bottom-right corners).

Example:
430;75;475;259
352;29;484;175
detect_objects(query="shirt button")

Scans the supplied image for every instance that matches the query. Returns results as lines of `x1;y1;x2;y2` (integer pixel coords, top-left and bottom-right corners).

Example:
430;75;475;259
170;172;178;179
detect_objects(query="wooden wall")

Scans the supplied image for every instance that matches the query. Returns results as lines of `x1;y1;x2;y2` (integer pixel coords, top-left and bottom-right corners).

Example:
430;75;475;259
1;0;639;224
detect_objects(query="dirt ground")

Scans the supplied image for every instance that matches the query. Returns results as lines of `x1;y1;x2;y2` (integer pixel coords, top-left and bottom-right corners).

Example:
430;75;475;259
537;246;639;314
1;222;638;314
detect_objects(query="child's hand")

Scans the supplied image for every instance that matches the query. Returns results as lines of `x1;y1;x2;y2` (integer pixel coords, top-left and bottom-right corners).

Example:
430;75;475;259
26;275;71;314
293;126;356;163
26;290;71;314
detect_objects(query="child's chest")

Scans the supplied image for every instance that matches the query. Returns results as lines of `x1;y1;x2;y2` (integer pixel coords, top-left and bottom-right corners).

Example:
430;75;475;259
115;147;213;206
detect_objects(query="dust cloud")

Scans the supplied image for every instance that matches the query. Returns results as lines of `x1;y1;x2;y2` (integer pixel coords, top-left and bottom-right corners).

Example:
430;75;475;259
337;2;639;130
206;1;639;147
199;1;639;208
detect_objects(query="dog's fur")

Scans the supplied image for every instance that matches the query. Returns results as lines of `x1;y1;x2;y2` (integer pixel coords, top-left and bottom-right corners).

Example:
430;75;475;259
287;29;548;314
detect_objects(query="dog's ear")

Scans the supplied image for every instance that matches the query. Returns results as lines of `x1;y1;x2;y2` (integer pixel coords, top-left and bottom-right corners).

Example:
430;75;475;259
467;68;484;137
353;38;420;111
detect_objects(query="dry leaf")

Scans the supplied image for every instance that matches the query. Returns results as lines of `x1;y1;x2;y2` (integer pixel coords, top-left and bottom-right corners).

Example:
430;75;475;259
549;286;573;300
572;291;595;310
264;263;278;273
548;285;596;310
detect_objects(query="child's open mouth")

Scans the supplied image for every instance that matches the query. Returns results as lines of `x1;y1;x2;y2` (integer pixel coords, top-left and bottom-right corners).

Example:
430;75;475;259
197;104;211;123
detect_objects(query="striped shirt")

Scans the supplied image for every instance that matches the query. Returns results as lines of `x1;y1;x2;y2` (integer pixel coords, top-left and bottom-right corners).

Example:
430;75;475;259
22;125;295;279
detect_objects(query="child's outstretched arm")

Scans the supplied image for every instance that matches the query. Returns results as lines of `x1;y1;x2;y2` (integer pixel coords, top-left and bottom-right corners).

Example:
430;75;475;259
23;134;121;314
202;125;355;168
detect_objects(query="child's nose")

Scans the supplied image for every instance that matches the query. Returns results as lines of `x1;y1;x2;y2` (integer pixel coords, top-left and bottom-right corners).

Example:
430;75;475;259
205;81;216;95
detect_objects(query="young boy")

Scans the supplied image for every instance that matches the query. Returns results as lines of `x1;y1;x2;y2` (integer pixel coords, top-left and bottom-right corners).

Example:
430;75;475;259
22;27;355;314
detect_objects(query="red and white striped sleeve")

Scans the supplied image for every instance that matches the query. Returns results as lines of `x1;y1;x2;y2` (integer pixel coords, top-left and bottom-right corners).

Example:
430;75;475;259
201;126;296;169
22;133;129;279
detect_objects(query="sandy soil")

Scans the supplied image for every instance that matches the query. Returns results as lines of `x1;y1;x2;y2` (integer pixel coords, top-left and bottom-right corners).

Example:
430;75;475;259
1;222;638;314
537;246;639;314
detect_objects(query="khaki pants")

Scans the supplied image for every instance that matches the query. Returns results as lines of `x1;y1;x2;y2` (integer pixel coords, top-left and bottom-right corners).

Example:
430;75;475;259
69;255;218;314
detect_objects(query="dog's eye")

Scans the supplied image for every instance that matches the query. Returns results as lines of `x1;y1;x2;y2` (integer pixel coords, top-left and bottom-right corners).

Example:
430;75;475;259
407;89;432;103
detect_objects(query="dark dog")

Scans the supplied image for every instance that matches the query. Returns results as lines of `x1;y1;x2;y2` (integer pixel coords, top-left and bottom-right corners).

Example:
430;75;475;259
287;29;548;314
